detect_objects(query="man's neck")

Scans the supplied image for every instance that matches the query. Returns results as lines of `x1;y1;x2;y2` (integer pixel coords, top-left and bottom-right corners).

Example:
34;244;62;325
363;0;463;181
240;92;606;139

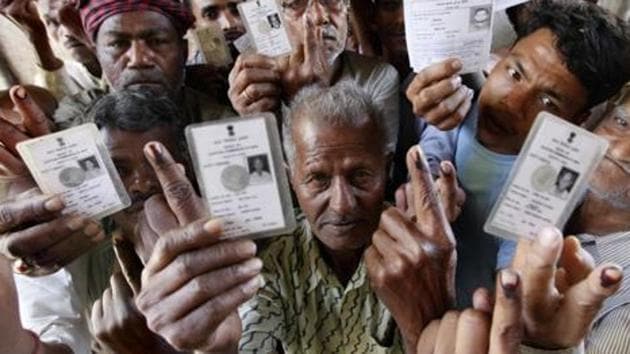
574;193;630;236
317;240;364;287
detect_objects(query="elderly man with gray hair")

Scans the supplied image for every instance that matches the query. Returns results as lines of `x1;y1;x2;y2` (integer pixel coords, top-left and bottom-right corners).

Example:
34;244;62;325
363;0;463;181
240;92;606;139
237;81;457;352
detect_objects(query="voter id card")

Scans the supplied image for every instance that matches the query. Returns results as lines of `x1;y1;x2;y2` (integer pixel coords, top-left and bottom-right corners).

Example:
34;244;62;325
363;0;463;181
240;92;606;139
238;0;293;57
484;112;609;241
186;113;296;239
17;123;131;219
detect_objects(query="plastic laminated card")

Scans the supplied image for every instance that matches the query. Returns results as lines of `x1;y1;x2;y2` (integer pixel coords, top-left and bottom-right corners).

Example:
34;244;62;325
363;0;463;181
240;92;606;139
17;123;131;220
484;111;609;241
186;113;296;239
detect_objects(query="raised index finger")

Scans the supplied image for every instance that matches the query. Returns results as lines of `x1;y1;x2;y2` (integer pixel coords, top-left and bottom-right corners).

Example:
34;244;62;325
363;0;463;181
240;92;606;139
10;86;53;137
406;145;453;243
143;141;207;225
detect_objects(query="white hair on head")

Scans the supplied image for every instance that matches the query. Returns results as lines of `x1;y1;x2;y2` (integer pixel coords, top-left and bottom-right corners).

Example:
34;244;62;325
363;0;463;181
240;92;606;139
282;81;392;170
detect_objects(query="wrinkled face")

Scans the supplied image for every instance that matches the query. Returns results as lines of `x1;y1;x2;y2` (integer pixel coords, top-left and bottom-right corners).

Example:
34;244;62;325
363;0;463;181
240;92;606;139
95;11;187;95
104;126;181;236
191;0;246;43
374;0;406;57
280;0;348;63
478;28;589;154
290;116;388;252
41;0;95;64
589;100;630;209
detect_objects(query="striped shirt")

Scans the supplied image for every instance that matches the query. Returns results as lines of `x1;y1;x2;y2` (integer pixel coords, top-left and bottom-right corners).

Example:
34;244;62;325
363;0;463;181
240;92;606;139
578;231;630;354
239;217;402;353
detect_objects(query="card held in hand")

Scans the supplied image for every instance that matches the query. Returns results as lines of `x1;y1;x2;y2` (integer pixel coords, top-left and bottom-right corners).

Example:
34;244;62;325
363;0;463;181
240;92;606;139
484;112;609;241
238;0;292;57
17;123;131;219
186;113;296;239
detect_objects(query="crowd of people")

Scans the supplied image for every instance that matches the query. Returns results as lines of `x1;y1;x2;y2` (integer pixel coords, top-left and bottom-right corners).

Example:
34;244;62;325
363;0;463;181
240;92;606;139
0;0;628;353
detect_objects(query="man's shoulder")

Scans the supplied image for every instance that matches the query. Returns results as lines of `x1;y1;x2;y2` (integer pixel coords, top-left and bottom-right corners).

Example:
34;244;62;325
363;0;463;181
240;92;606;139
341;51;399;84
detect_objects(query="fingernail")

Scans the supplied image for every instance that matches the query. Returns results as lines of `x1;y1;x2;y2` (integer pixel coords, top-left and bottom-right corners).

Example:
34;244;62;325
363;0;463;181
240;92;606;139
44;196;64;211
203;219;223;234
601;266;622;288
244;257;263;273
415;145;425;171
440;161;452;175
500;269;519;299
467;88;474;97
451;76;462;89
538;227;560;247
83;221;101;236
451;59;463;70
15;87;27;100
91;230;106;242
242;275;265;294
145;142;164;163
66;217;86;231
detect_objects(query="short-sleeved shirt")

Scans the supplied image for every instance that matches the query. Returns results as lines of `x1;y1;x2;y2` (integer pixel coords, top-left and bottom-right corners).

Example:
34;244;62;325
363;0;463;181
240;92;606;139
239;216;402;353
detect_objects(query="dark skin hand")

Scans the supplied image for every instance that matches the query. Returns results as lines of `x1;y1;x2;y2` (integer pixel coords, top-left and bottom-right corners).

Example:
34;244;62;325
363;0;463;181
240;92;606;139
395;160;465;223
365;146;457;353
417;269;523;354
511;227;623;349
406;59;474;131
0;0;63;70
0;86;104;275
228;15;331;115
92;271;183;354
135;142;263;353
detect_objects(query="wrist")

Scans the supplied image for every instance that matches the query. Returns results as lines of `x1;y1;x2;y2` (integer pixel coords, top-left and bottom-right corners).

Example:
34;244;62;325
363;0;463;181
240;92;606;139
14;329;39;354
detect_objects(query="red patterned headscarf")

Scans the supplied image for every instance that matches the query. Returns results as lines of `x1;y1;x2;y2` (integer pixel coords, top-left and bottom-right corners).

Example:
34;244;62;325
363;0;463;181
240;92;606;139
79;0;194;42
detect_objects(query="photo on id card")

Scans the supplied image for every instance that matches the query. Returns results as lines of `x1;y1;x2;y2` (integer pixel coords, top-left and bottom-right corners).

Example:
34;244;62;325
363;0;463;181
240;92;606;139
484;111;609;241
185;113;296;239
238;0;292;57
17;123;131;219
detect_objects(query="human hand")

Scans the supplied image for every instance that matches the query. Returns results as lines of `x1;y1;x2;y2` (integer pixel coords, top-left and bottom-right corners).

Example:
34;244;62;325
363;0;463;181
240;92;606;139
366;146;457;352
0;86;56;193
406;59;474;130
92;271;181;354
0;188;104;276
135;142;263;353
275;16;330;100
395;160;465;223
227;54;282;115
512;227;623;349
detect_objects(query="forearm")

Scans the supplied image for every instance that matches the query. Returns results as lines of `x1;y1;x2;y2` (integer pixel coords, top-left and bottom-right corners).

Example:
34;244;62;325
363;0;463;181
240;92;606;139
26;30;63;71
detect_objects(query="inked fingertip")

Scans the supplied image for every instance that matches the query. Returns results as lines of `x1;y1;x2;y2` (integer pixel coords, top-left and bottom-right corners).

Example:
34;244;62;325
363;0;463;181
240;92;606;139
500;269;520;299
144;142;164;163
601;266;623;288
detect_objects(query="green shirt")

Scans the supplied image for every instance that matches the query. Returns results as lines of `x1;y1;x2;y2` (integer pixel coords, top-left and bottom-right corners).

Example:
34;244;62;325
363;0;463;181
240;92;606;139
239;217;403;353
